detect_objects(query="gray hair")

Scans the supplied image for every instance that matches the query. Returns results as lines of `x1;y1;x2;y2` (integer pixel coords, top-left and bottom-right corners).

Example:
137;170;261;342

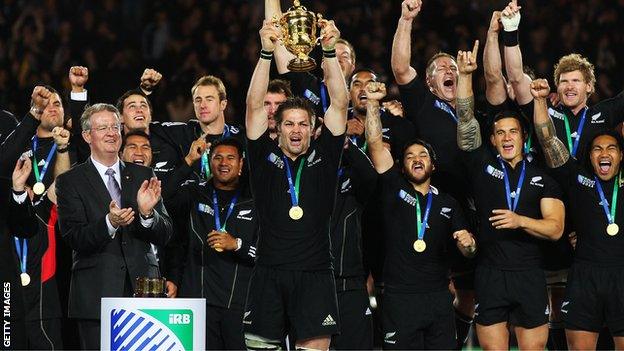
80;103;121;131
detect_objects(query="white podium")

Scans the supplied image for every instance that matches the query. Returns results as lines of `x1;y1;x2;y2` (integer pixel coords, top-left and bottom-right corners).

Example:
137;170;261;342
101;298;206;351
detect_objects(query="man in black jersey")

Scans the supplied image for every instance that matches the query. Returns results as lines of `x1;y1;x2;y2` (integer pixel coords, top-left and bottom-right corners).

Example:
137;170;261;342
243;20;348;350
6;125;70;350
164;138;257;350
503;3;624;163
329;139;377;350
532;78;624;350
391;2;478;344
457;47;565;349
364;80;477;350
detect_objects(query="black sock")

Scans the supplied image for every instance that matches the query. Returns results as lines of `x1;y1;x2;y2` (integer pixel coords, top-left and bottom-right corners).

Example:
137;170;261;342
454;308;473;350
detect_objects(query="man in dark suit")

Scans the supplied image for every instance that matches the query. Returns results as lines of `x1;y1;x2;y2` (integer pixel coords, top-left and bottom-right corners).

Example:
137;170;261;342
56;103;173;350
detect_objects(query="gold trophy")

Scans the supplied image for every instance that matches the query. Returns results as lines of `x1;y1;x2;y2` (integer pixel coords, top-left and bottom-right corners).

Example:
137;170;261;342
278;0;322;72
134;277;167;298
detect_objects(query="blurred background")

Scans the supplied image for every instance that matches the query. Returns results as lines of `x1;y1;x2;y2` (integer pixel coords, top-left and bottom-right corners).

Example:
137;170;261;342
1;0;623;123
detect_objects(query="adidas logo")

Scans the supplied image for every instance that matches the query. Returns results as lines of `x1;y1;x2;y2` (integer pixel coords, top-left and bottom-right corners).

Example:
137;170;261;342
243;311;252;325
365;307;372;316
322;314;336;326
561;301;569;314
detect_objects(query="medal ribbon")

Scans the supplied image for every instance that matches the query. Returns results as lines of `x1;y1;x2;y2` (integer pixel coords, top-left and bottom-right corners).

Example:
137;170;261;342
499;158;527;212
199;125;232;179
563;107;588;158
524;134;532;155
434;100;458;123
32;137;58;184
13;237;27;275
212;189;239;232
320;82;329;114
594;173;620;225
349;136;368;153
416;189;434;240
283;156;305;208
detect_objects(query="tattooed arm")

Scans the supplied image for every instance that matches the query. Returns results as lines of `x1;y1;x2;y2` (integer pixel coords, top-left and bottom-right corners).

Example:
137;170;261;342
456;40;482;151
530;79;569;168
364;82;394;174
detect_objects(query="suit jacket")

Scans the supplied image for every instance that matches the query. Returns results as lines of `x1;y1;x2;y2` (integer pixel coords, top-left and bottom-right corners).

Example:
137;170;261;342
56;158;173;319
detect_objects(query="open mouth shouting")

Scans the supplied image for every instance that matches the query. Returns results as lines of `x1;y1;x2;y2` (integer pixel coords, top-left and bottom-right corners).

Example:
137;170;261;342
598;158;613;176
412;161;425;173
133;114;146;122
501;143;516;155
289;134;303;148
132;157;146;166
216;165;232;176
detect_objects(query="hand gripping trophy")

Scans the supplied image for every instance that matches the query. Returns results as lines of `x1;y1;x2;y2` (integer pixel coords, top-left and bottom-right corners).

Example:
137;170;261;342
276;0;323;72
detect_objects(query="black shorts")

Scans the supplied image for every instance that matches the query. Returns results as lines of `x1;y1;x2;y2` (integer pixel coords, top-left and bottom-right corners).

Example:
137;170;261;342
474;266;548;328
331;288;373;350
382;290;455;350
562;264;624;336
451;270;475;290
243;266;340;342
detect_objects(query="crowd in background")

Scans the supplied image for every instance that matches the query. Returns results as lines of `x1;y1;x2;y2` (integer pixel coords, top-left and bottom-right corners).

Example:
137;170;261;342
2;0;624;122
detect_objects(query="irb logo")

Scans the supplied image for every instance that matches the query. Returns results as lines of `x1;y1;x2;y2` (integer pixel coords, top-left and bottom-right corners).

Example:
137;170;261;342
169;313;191;324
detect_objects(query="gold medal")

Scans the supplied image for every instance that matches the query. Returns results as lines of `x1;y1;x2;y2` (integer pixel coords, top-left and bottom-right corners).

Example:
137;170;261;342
20;272;30;286
289;206;304;220
413;239;426;253
607;223;619;236
33;182;45;195
214;243;223;252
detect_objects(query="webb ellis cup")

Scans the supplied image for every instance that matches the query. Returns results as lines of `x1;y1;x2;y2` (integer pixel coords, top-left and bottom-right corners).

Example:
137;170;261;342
278;0;322;72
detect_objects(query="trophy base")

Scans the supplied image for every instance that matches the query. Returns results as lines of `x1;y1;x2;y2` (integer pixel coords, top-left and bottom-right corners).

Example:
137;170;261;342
288;57;317;72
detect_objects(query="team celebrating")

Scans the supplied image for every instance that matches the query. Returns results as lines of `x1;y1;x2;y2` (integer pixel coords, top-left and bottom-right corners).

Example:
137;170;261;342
3;0;624;350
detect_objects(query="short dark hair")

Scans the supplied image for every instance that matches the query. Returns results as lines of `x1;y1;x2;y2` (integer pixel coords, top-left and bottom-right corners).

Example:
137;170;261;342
267;79;292;98
116;89;153;116
274;97;316;129
399;138;438;168
349;68;378;87
491;110;528;137
425;52;456;78
584;129;624;172
121;130;150;150
209;137;244;159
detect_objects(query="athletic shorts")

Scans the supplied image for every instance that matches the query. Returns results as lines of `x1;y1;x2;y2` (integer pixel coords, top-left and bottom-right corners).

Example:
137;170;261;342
243;266;340;342
331;288;373;350
382;290;455;350
474;266;548;328
563;263;624;336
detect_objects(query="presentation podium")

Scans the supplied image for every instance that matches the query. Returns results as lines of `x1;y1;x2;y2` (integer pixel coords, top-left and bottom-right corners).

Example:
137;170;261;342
101;298;206;351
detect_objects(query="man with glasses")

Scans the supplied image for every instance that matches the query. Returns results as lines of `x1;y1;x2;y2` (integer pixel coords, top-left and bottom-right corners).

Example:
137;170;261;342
56;103;173;350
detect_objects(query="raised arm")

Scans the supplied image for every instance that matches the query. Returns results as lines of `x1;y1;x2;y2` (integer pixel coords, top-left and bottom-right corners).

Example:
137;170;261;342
391;0;421;85
530;79;570;167
456;40;482;151
319;19;348;136
265;0;296;74
502;1;533;105
365;82;394;173
246;20;280;140
484;11;507;106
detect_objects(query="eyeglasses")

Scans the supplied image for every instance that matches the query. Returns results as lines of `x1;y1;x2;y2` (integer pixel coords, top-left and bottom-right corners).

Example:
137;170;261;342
91;124;121;133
